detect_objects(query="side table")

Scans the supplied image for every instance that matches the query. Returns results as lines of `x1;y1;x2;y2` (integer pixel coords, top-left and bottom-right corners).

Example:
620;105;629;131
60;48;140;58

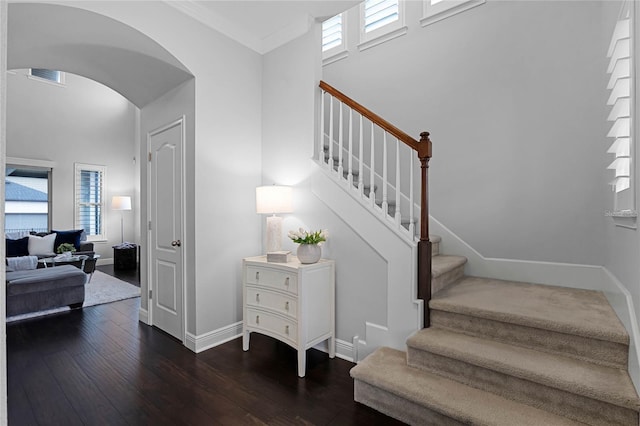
113;244;137;270
242;255;335;377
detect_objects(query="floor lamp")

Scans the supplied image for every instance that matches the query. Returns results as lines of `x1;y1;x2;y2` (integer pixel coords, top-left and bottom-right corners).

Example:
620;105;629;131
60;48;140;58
111;196;132;244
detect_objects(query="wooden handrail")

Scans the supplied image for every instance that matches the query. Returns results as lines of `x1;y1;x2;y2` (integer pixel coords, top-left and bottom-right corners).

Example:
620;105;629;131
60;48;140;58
320;80;420;151
319;80;433;329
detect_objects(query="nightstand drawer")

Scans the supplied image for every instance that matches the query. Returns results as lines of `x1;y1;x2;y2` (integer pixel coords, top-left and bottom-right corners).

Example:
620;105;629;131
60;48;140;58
246;308;297;344
246;266;297;295
246;287;297;319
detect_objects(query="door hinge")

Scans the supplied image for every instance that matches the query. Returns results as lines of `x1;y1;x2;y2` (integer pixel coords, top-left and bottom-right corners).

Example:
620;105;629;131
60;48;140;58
149;290;152;299
148;221;152;230
148;152;152;162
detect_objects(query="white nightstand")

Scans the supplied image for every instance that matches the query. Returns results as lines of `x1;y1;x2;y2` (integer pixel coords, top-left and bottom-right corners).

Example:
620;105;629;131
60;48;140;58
242;255;335;377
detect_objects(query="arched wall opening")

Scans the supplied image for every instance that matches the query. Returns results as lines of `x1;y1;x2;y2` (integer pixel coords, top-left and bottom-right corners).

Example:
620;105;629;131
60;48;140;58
5;2;196;336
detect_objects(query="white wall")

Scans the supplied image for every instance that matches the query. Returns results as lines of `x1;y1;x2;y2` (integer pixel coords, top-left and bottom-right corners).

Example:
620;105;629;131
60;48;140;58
70;1;264;341
262;25;393;348
6;69;138;260
323;0;610;266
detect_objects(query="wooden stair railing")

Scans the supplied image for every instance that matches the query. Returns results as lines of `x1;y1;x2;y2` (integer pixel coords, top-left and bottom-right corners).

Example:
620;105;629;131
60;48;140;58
319;80;433;328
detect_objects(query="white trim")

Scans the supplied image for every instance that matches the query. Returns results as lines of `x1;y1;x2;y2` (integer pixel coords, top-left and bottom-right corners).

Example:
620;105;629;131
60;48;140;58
1;2;8;422
359;0;407;51
358;26;408;52
146;116;187;345
74;163;107;242
421;0;485;27
601;268;640;394
138;307;150;325
27;69;66;87
323;50;349;66
185;322;243;353
6;157;55;169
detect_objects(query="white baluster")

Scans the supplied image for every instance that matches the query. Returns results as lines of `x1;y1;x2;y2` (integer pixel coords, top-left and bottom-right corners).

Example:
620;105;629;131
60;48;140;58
409;148;415;238
328;96;334;171
338;102;344;178
358;114;364;195
382;132;388;215
395;138;401;226
319;90;325;163
369;122;375;206
348;108;353;187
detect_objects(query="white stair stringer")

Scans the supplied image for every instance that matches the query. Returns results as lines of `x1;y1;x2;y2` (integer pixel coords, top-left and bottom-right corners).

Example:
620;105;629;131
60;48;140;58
312;170;422;362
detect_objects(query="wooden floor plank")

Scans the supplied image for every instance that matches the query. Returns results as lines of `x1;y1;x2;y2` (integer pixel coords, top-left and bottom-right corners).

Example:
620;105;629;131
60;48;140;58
7;272;404;426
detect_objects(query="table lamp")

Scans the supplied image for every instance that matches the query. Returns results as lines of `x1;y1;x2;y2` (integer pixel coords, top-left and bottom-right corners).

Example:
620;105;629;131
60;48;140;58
256;185;292;255
112;195;132;244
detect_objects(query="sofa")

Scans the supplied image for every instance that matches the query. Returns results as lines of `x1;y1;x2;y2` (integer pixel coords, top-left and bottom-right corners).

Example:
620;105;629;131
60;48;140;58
5;229;94;317
6;265;87;316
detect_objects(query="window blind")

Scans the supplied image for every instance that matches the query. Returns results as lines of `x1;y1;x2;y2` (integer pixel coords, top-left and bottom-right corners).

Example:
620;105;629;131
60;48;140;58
364;0;399;33
322;14;343;52
74;164;105;239
606;17;632;195
30;69;62;84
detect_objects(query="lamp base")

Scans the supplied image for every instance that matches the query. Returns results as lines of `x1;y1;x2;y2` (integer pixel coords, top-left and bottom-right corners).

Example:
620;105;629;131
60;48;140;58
265;215;283;253
267;250;291;263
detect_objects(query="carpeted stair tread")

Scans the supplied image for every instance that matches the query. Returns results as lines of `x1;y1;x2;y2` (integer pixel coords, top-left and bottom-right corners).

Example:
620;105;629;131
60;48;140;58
430;276;628;344
407;328;640;411
432;255;467;278
351;347;586;426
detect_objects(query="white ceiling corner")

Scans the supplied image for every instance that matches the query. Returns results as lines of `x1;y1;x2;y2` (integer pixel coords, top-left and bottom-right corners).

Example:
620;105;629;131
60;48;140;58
164;0;359;55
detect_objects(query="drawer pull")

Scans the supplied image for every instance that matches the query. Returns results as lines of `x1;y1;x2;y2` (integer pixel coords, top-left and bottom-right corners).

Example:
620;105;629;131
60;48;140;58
255;271;260;281
256;293;260;303
256;315;260;325
285;301;289;311
285;277;290;287
285;325;289;335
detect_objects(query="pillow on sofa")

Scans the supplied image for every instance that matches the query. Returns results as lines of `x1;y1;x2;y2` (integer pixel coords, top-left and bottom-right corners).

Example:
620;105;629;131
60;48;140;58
28;233;57;256
6;236;29;257
52;229;84;251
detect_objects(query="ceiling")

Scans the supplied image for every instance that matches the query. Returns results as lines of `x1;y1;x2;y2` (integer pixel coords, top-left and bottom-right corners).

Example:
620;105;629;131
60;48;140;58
165;0;361;54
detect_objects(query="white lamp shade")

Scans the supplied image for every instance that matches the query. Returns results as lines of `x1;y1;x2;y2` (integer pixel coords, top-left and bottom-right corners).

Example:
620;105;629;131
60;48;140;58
256;186;293;214
112;196;132;211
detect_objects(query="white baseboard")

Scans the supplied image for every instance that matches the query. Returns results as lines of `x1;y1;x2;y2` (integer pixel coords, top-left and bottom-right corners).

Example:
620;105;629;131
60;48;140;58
312;338;355;362
96;257;114;266
185;321;243;353
601;268;640;394
138;308;149;324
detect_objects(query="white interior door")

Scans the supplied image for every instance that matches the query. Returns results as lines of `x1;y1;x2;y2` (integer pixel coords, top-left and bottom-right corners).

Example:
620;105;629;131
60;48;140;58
148;118;184;341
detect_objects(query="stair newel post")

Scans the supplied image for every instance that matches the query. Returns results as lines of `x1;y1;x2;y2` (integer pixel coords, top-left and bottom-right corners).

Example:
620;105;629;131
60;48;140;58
417;131;433;328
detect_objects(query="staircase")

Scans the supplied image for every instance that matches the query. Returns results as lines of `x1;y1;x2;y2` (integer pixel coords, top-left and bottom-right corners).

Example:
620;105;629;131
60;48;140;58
351;237;640;425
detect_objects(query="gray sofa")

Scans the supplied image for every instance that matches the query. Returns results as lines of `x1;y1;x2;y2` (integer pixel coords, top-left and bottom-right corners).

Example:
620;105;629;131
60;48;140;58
6;265;87;316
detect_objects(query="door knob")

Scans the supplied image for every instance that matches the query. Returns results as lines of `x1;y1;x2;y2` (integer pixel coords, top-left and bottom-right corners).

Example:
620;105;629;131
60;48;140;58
171;240;181;247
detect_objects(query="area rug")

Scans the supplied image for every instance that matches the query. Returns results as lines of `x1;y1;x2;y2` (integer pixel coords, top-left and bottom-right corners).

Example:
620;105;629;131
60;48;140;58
7;270;141;323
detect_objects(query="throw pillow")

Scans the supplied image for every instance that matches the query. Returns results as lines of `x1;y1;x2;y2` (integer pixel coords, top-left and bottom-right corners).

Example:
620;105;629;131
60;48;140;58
28;233;57;256
6;236;29;257
52;229;84;251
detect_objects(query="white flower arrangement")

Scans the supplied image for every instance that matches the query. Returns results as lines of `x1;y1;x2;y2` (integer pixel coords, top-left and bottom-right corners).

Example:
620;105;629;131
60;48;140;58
288;228;328;245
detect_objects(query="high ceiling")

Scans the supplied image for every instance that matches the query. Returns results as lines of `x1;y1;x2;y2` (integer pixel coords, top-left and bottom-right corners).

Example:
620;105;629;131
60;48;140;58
166;0;360;54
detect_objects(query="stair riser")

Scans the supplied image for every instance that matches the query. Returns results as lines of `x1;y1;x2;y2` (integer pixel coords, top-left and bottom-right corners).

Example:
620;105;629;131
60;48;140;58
354;380;465;426
407;349;637;426
430;310;628;369
432;265;464;295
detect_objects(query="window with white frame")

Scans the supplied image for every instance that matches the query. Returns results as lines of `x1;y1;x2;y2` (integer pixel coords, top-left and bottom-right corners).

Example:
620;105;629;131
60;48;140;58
322;13;348;64
74;163;106;241
359;0;407;51
606;2;636;224
29;68;65;85
421;0;485;27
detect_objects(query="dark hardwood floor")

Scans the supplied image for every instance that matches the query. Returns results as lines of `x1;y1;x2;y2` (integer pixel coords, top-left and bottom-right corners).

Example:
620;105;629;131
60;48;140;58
7;269;404;425
96;263;140;287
